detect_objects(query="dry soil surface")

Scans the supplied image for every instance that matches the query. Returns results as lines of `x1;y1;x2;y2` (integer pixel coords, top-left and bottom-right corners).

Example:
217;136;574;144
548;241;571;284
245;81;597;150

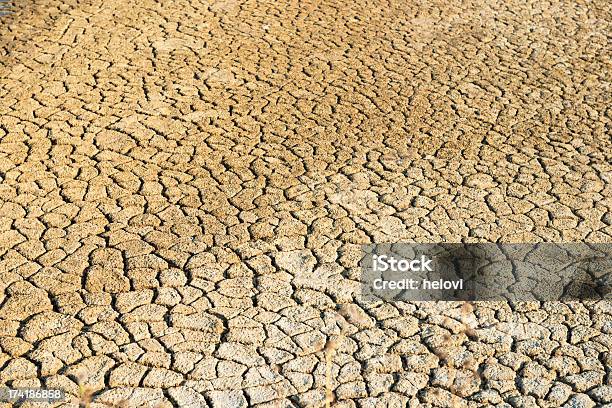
0;0;611;407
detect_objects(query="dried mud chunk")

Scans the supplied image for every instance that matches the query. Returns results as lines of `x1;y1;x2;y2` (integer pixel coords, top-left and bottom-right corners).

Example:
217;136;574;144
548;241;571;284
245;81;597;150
21;311;83;343
109;362;148;387
0;281;52;320
94;130;136;153
215;342;265;366
274;250;316;275
168;386;209;407
338;304;374;329
207;390;248;408
170;312;223;333
0;357;37;382
84;266;130;293
143;368;183;388
65;355;115;391
29;267;81;295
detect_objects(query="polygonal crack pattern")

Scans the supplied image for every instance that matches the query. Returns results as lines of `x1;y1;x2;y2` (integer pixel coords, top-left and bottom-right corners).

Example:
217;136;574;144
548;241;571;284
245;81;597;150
0;0;611;407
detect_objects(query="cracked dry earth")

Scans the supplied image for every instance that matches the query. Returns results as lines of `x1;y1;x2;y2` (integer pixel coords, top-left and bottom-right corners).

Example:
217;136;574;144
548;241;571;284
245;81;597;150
0;0;611;407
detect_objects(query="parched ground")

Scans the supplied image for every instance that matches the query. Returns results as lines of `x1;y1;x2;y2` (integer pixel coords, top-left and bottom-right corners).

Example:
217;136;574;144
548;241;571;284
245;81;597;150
0;0;611;406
